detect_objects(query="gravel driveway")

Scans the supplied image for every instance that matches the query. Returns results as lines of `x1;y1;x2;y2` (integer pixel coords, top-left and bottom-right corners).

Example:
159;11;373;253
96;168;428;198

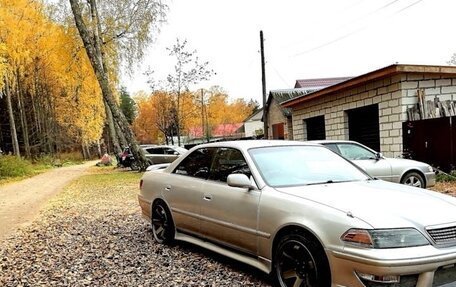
0;169;271;286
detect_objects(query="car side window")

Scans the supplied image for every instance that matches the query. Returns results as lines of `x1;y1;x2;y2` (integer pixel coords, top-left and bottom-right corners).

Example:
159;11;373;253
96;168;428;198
337;143;376;160
163;148;176;155
323;143;340;154
209;148;251;183
146;148;164;155
173;148;216;179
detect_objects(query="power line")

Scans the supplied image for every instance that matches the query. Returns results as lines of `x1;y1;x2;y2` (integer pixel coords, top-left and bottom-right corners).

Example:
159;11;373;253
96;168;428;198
292;0;425;57
394;0;424;14
282;0;402;50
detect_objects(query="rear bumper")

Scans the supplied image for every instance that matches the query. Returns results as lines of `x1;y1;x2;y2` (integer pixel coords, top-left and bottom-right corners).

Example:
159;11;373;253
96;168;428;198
328;245;456;287
138;194;151;220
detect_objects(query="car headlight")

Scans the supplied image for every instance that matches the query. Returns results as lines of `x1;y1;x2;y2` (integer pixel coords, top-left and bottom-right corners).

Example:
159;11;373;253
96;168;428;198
341;228;429;248
427;165;433;172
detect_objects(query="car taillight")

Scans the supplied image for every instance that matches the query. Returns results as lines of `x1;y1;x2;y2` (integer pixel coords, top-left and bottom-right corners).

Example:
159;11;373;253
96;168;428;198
139;179;143;190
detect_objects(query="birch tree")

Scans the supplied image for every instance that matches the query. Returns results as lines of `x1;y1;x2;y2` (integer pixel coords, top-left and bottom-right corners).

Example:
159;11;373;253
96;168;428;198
67;0;166;170
165;39;215;146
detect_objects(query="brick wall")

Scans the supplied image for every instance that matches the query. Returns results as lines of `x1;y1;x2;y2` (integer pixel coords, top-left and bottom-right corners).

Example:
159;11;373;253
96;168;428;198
267;99;289;139
291;73;456;157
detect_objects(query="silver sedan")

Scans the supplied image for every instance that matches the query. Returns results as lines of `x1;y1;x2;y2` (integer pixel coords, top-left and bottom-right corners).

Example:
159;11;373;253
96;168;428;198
138;140;456;287
313;140;436;188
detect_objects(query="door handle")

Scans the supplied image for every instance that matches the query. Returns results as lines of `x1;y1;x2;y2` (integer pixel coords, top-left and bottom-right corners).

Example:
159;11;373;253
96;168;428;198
203;194;212;201
164;185;171;192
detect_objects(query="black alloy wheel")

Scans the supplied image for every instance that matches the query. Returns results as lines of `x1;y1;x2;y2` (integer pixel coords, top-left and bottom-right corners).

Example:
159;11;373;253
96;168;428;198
274;233;330;287
151;202;175;244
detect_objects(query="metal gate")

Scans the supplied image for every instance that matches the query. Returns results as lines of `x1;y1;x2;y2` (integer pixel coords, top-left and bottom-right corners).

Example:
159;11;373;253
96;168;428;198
402;117;455;172
347;104;380;152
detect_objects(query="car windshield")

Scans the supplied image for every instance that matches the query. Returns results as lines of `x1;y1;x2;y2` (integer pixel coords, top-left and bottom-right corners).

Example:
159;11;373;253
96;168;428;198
249;145;369;187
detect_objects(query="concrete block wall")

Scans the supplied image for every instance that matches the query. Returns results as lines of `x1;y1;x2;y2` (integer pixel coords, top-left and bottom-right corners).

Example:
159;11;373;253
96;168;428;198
292;75;403;157
401;74;456;115
267;99;290;139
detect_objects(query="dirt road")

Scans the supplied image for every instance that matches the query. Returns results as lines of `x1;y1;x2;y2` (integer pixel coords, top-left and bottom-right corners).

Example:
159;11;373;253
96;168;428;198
0;161;96;241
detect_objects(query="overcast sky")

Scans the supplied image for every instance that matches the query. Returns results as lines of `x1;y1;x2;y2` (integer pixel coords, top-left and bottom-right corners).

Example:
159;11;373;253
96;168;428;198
121;0;456;104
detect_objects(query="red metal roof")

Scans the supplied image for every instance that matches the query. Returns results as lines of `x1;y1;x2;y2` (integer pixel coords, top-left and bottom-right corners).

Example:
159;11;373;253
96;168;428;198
294;77;352;89
188;123;243;138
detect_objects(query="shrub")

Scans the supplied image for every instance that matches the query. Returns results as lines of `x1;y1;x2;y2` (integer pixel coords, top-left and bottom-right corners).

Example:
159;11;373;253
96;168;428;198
0;155;34;179
436;170;456;182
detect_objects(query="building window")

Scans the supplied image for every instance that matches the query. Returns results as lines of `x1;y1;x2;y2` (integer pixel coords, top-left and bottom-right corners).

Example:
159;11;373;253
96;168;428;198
305;115;326;140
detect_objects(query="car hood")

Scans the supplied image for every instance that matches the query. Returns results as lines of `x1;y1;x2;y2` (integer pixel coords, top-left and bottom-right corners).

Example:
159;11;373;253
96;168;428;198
275;180;456;229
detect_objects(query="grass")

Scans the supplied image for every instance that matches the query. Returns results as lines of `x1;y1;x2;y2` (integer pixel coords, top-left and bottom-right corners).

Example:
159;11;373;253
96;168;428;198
0;152;89;185
436;170;456;182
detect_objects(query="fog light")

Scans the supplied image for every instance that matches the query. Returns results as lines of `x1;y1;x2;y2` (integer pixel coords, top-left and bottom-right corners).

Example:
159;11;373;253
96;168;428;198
356;271;400;284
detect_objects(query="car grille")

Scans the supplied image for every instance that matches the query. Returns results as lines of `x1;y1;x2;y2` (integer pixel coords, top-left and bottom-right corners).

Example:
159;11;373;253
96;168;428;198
426;225;456;247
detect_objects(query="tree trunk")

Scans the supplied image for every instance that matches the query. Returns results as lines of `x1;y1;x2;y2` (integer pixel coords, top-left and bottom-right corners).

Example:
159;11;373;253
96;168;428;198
176;90;181;146
17;89;31;158
5;79;20;157
104;102;121;154
69;0;149;170
115;120;128;148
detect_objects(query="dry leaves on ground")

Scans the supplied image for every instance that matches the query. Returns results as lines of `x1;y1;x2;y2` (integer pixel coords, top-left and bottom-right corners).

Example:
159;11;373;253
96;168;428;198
0;169;270;287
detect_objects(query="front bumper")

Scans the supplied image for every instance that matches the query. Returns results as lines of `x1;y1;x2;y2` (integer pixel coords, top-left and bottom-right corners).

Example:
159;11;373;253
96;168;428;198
328;245;456;287
425;171;436;188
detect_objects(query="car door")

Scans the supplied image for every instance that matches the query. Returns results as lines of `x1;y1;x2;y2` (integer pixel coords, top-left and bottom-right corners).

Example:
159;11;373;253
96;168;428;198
200;147;260;255
336;143;393;181
165;147;216;236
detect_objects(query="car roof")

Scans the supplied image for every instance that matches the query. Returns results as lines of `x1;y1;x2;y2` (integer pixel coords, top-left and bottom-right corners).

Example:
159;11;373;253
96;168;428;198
309;140;357;145
189;140;321;152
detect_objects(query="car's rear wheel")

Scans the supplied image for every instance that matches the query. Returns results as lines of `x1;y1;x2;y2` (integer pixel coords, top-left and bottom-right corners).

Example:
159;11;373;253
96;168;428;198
273;233;330;287
130;160;140;171
151;201;175;244
401;172;425;188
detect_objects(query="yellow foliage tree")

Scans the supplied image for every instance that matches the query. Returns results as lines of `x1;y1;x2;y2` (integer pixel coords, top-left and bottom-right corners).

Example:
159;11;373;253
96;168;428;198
0;0;104;157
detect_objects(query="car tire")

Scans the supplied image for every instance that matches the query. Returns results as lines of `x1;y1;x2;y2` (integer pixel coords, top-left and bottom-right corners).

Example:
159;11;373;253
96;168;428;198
401;172;425;188
151;201;175;244
272;232;330;287
130;161;140;171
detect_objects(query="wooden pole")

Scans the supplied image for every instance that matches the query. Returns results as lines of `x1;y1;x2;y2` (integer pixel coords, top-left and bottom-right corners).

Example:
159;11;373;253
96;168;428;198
260;31;268;139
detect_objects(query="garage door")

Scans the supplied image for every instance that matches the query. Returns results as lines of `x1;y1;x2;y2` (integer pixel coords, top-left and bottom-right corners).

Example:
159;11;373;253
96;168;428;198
347;104;380;151
305;115;326;140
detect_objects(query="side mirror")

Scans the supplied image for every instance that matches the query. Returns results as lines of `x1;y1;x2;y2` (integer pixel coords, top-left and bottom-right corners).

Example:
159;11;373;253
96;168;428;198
227;174;254;189
375;152;383;160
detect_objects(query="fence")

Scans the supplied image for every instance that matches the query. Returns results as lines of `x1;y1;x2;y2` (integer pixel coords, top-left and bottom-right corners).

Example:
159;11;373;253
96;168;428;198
402;117;455;172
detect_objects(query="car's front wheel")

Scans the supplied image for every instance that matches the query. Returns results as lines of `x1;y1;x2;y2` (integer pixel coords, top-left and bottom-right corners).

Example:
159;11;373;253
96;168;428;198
151;201;175;244
401;171;425;188
273;233;330;287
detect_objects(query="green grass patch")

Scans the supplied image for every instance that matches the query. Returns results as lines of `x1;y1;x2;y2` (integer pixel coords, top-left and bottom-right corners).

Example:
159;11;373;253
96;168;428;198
436;170;456;182
0;152;87;184
0;155;34;179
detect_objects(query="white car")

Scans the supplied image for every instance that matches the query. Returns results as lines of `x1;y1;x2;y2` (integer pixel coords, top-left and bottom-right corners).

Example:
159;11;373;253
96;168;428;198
313;140;436;188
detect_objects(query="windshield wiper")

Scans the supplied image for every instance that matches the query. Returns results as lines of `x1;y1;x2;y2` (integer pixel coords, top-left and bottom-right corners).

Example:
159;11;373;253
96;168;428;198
306;180;334;186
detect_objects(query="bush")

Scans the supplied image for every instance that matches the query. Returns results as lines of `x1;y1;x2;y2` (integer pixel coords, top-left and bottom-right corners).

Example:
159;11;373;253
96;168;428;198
436;170;456;182
0;155;34;179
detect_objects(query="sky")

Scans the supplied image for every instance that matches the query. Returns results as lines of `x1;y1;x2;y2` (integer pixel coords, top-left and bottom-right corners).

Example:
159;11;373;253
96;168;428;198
121;0;456;104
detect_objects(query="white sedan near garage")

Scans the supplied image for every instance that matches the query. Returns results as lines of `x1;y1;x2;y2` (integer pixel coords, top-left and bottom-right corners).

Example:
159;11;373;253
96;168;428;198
313;140;436;188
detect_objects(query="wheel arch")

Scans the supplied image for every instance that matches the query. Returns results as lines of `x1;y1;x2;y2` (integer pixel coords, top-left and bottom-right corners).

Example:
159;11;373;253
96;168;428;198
271;224;326;262
271;224;332;286
400;169;426;187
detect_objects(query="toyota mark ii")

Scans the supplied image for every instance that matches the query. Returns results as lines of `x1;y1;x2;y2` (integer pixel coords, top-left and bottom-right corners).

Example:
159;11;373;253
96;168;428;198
138;140;456;287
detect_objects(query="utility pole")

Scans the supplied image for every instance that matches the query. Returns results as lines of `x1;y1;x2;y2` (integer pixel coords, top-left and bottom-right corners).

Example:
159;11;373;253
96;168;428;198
260;30;268;139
